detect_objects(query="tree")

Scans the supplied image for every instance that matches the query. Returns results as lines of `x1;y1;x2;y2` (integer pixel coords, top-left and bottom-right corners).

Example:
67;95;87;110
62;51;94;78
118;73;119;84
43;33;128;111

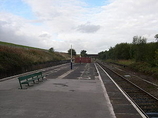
132;36;147;44
145;43;158;66
68;49;76;56
80;50;87;57
132;36;147;62
98;51;107;60
114;43;131;60
98;35;158;67
154;34;158;42
108;47;115;59
49;47;54;53
155;49;158;66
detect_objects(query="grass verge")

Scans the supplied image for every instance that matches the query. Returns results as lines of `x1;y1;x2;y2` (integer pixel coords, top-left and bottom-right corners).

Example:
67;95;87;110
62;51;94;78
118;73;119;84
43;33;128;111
0;41;68;78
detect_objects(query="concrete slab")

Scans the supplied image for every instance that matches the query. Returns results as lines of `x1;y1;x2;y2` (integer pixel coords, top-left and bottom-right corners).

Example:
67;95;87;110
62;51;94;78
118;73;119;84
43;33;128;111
0;90;113;118
29;79;102;92
0;63;116;118
0;78;19;90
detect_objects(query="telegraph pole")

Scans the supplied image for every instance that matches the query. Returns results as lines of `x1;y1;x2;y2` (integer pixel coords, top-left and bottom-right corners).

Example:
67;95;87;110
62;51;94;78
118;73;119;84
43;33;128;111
70;45;73;70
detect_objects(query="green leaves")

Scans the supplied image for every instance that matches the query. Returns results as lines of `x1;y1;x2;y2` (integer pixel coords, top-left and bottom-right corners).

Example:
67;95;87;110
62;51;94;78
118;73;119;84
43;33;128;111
80;50;87;57
68;49;76;56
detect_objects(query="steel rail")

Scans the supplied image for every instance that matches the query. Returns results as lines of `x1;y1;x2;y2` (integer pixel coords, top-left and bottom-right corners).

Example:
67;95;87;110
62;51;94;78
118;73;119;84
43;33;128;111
97;61;158;118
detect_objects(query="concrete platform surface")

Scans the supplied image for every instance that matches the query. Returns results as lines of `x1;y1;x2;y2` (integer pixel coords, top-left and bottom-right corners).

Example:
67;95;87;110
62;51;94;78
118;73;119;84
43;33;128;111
0;63;116;118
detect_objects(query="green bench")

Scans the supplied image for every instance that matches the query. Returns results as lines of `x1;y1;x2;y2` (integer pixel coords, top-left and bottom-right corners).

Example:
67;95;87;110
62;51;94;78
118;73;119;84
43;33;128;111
18;72;44;89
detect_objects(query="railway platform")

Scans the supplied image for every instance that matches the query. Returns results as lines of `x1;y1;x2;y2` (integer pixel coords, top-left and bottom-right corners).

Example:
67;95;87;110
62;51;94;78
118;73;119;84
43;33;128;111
0;63;144;118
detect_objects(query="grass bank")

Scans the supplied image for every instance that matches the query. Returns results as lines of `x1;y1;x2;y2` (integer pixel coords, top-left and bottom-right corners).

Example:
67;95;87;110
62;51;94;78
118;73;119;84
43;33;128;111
0;41;69;78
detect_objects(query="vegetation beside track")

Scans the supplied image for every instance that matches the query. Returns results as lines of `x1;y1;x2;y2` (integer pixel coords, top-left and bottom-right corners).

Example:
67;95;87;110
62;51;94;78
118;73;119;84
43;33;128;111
102;59;158;79
98;36;158;78
0;41;69;78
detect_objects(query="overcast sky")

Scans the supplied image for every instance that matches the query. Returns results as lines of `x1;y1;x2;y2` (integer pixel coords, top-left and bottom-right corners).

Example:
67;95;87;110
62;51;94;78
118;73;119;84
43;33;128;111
0;0;158;54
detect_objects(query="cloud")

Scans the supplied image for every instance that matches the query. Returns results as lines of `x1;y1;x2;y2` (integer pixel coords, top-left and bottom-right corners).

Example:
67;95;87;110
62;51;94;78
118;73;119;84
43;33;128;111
95;0;158;43
0;0;158;54
39;32;51;38
76;22;101;33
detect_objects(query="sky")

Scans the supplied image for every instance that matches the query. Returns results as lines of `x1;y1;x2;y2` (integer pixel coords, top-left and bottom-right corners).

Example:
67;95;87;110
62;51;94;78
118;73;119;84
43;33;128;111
0;0;158;54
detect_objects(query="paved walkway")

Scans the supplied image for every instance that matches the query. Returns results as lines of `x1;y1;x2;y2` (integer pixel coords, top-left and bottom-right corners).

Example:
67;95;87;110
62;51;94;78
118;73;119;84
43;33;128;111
0;63;116;118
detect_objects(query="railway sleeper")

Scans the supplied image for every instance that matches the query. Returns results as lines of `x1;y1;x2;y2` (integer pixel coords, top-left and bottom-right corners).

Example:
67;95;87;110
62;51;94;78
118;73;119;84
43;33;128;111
132;98;157;103
146;112;158;118
135;100;156;104
138;100;158;103
138;103;158;107
139;105;158;110
131;96;155;99
128;93;151;97
125;91;144;93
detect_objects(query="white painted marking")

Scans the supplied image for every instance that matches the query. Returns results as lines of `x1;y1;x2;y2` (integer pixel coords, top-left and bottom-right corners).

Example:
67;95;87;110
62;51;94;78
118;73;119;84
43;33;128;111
57;68;77;79
97;63;147;118
94;63;116;118
80;63;88;77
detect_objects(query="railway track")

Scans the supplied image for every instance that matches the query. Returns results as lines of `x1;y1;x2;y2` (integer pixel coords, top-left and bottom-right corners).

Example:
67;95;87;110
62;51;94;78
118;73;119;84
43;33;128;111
97;61;158;118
